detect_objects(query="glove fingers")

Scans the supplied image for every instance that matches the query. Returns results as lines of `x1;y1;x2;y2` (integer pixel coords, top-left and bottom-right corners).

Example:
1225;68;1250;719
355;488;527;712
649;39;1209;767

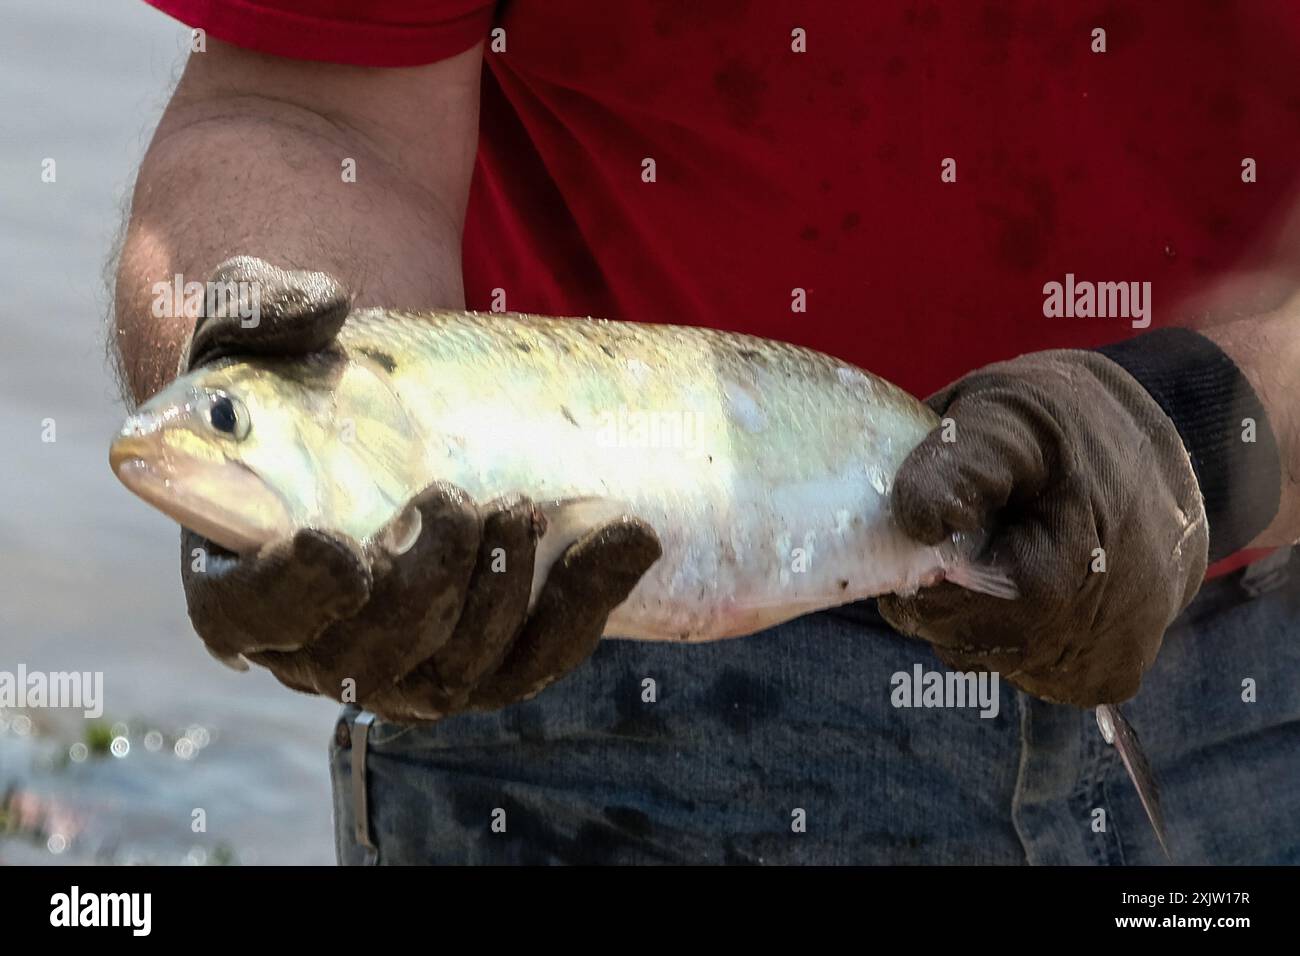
894;385;1062;546
371;496;541;720
933;643;1026;683
277;482;482;701
181;527;371;658
882;492;1094;639
889;350;1210;707
427;497;542;691
468;516;661;710
877;580;978;643
244;650;323;697
884;492;1119;703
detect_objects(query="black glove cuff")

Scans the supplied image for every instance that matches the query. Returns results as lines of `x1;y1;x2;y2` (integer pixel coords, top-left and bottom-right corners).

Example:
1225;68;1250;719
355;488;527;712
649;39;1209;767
1097;327;1280;563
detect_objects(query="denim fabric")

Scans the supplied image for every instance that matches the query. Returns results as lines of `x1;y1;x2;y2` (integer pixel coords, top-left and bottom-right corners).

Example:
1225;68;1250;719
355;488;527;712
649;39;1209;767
330;551;1299;865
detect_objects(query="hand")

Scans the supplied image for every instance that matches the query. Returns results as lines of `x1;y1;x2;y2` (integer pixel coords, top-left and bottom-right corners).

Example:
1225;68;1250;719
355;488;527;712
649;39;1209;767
877;350;1209;706
185;487;660;720
179;258;662;719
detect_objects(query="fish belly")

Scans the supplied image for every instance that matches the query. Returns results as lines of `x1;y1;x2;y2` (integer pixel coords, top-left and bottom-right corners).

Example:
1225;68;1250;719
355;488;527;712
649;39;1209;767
601;474;952;642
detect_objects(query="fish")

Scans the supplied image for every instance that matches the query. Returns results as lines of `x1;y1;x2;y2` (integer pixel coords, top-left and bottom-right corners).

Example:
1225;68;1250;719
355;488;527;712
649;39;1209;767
110;309;1021;633
108;307;1167;853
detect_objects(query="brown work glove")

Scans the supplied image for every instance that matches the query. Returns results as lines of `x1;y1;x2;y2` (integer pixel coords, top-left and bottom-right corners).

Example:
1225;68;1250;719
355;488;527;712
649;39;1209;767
179;257;662;721
878;338;1278;707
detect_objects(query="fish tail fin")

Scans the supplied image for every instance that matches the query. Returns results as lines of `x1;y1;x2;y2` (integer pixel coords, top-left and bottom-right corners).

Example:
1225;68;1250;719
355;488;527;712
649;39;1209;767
1097;704;1171;860
944;560;1020;600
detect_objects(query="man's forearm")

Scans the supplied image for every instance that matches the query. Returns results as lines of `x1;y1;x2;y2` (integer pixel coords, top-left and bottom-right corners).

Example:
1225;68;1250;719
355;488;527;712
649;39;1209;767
1205;304;1300;548
112;41;480;405
1176;184;1300;550
113;104;463;404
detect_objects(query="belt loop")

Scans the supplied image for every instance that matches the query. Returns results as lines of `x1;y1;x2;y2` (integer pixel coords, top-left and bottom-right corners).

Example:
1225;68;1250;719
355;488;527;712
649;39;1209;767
351;711;379;865
1239;546;1294;599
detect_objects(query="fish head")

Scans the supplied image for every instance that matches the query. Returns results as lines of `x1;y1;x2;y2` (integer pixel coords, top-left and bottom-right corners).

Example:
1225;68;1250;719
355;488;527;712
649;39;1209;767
109;358;340;554
111;351;425;554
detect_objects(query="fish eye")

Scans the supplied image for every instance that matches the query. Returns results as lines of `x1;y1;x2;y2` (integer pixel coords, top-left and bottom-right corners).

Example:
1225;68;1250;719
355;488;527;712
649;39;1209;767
204;390;250;440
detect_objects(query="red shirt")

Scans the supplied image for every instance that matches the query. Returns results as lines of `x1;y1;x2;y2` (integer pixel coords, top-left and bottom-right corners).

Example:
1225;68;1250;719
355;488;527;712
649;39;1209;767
144;0;1299;574
143;0;1300;389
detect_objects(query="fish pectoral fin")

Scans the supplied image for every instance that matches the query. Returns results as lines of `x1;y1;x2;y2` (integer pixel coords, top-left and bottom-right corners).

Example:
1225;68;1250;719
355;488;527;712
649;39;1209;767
377;502;423;556
529;497;634;610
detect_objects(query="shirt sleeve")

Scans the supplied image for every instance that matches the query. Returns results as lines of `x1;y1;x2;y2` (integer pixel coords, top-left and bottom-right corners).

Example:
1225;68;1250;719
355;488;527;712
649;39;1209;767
143;0;496;67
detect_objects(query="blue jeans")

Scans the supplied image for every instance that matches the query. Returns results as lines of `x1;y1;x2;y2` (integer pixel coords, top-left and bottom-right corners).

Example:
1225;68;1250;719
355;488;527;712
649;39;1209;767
330;550;1299;864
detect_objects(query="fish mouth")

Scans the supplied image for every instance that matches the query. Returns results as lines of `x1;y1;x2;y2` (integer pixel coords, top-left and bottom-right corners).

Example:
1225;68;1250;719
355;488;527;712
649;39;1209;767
109;435;290;554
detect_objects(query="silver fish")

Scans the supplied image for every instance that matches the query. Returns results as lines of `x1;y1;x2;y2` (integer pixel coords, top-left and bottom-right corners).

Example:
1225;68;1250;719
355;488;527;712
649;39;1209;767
109;308;1166;852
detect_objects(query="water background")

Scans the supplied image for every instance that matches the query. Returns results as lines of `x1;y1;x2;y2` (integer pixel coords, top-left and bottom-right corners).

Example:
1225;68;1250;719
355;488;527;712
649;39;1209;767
0;0;338;865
